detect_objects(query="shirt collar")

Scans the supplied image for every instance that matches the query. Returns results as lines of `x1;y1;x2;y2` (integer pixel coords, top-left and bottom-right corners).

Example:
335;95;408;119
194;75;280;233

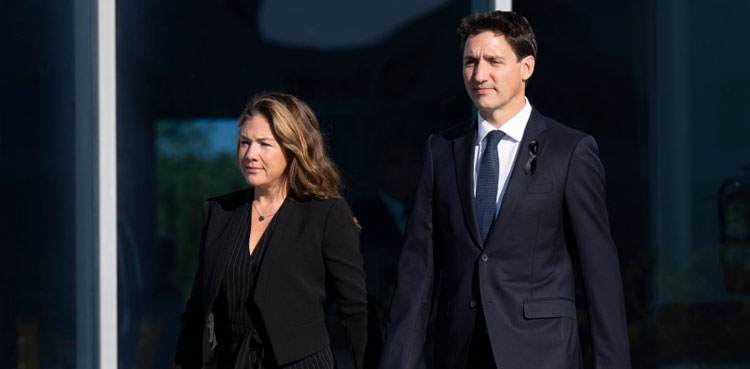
476;98;532;145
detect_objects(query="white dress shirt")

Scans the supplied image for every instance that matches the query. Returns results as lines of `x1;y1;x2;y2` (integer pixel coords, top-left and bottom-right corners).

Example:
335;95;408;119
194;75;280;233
473;98;532;217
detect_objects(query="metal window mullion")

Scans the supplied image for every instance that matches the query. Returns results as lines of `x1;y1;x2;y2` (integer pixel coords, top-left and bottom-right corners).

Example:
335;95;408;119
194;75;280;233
493;0;512;11
97;0;118;367
471;1;512;15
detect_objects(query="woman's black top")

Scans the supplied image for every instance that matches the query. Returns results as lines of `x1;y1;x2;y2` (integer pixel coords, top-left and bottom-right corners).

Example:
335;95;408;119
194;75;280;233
213;204;334;369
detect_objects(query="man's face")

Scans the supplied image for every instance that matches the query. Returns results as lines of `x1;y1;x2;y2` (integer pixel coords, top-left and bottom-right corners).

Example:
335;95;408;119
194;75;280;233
462;32;534;120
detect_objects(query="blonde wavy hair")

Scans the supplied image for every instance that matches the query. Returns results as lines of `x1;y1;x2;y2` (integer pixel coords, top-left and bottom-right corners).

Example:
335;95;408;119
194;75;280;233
237;92;341;200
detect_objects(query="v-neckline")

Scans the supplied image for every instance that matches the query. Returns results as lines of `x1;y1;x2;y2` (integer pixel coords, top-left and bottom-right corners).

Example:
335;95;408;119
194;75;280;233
247;197;284;258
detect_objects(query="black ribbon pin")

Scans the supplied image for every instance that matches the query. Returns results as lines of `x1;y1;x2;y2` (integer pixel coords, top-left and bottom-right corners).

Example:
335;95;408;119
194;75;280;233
524;140;539;175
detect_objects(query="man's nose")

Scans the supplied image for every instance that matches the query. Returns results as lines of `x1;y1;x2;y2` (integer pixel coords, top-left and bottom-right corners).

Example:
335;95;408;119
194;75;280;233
473;61;488;83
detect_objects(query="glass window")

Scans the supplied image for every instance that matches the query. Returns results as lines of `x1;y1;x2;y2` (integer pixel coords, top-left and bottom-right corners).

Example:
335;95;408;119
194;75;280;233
1;1;98;368
515;1;750;367
116;1;471;368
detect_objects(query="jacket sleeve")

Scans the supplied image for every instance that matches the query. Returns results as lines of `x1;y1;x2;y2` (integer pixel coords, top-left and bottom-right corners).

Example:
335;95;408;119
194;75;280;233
322;198;369;369
564;135;632;369
174;201;211;369
378;135;437;369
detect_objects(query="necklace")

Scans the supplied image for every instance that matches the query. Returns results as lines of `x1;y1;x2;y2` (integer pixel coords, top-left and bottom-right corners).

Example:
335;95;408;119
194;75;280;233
252;201;278;222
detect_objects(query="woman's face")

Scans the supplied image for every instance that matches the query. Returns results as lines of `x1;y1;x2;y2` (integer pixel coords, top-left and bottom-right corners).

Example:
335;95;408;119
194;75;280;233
237;115;288;192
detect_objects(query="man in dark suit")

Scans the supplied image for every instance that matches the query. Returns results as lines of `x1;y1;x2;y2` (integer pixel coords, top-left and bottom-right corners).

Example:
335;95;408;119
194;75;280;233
378;11;631;369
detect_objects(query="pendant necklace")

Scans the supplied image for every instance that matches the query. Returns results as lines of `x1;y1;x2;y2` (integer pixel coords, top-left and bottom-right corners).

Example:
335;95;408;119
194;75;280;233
252;201;277;222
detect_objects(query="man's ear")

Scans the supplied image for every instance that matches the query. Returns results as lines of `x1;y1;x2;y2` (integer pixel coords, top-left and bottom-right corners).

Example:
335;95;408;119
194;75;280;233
520;55;535;82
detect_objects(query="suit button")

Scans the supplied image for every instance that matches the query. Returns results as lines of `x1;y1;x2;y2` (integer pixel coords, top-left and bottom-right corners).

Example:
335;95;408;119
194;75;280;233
481;254;488;262
470;300;477;308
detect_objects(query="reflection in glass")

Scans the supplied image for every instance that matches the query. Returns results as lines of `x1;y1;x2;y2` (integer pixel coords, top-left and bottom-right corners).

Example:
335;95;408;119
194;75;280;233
156;119;243;300
258;0;453;49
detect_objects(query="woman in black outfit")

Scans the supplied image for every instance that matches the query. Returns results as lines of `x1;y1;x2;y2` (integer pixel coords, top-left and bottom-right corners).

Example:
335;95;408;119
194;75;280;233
174;93;368;369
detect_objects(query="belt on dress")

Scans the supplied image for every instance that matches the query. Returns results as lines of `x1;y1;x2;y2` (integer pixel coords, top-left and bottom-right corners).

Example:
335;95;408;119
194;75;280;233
223;323;265;369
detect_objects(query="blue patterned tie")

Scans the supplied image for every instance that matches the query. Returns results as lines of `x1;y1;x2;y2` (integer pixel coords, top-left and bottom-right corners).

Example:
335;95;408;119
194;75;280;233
476;130;504;242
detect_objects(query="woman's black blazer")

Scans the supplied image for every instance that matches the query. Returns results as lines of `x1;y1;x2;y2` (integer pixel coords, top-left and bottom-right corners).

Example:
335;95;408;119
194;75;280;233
175;189;368;368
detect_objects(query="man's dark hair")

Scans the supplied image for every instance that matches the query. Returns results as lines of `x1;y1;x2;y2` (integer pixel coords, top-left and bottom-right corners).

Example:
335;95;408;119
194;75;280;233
457;11;537;61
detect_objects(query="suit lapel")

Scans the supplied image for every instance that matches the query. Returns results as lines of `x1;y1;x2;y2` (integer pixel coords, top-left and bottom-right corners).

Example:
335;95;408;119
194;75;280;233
452;119;483;248
204;189;252;305
485;108;548;245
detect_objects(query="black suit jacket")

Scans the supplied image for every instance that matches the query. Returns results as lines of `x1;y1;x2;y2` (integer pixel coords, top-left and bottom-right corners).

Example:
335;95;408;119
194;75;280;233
379;108;631;369
175;189;368;368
